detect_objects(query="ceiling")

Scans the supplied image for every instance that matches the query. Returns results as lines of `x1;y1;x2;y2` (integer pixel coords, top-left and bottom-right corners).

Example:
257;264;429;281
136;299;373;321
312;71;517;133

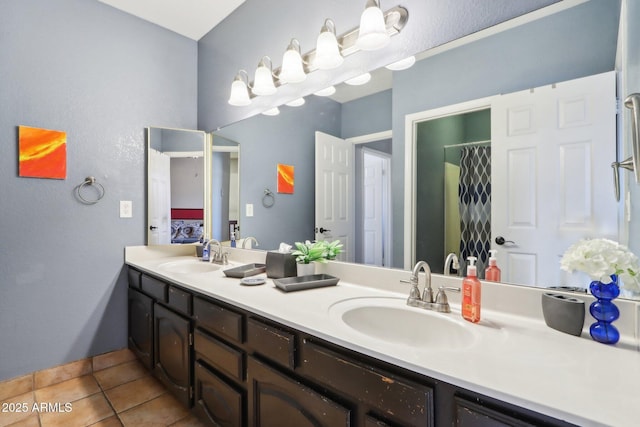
97;0;245;41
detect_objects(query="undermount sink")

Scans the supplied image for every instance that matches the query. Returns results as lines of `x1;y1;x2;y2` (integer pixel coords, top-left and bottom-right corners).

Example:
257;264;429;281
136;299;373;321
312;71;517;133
158;259;222;274
329;297;478;350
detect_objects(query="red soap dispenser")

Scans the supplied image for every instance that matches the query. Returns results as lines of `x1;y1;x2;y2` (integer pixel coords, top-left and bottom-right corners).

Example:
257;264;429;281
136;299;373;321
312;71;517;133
462;256;481;323
485;249;501;282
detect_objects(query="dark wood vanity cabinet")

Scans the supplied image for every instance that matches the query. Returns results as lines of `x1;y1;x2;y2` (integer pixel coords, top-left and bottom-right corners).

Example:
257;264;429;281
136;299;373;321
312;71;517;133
153;303;193;407
247;356;352;427
127;288;154;369
127;267;575;427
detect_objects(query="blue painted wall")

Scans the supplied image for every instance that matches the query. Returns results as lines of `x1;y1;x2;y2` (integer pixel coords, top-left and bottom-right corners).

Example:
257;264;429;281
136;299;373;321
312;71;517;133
0;0;197;381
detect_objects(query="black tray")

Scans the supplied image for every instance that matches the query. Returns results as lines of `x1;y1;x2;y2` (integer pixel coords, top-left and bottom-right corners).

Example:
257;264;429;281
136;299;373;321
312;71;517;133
273;274;339;292
223;263;266;278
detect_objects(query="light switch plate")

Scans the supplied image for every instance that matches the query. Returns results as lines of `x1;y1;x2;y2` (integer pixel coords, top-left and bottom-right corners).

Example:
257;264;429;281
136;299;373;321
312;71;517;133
120;200;133;218
246;203;254;217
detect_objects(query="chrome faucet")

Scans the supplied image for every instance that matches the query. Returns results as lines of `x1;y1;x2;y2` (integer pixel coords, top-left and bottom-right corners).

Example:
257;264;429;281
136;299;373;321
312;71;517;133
205;239;228;264
402;260;459;313
444;253;460;276
402;260;434;305
242;236;259;249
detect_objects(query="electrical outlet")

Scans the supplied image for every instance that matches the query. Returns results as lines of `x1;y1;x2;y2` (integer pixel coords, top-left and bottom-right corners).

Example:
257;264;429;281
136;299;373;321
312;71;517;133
246;203;254;217
120;200;133;218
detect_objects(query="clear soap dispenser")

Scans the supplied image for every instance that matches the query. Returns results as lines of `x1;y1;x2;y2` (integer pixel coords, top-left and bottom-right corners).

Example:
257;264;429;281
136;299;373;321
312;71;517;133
485;249;501;282
462;256;481;323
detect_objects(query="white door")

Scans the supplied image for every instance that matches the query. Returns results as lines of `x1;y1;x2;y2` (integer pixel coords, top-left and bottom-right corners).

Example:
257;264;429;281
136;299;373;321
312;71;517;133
362;148;391;266
315;131;355;262
491;71;618;286
148;148;171;245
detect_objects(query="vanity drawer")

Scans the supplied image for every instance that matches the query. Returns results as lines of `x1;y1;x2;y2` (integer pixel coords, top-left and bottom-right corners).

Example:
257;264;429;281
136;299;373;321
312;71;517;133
300;339;434;426
140;275;167;302
168;285;192;315
128;268;141;289
193;297;243;343
194;328;243;381
246;318;296;369
194;361;244;427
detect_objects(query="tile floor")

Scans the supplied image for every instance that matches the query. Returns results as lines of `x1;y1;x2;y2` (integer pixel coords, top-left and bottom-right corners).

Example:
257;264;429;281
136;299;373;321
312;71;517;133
0;349;206;427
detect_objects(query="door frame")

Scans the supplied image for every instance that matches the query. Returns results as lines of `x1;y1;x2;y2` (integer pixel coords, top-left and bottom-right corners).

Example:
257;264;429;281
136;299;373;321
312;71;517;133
361;147;392;266
346;130;393;266
403;97;494;270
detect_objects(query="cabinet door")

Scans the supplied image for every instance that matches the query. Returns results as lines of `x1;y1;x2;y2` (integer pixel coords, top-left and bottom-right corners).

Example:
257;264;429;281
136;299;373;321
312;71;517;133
247;357;351;427
194;361;244;427
128;288;153;369
455;397;536;427
154;304;193;407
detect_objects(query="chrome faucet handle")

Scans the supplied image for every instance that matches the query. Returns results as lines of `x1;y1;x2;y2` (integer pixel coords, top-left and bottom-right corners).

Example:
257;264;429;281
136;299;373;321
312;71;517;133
400;278;421;302
434;286;460;313
222;252;229;265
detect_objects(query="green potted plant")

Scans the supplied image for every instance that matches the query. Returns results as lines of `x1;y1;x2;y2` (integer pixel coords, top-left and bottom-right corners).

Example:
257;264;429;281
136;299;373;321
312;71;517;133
291;240;342;276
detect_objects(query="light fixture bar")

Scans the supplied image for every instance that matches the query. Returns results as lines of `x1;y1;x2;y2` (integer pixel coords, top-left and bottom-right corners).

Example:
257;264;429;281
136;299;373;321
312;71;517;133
238;5;408;102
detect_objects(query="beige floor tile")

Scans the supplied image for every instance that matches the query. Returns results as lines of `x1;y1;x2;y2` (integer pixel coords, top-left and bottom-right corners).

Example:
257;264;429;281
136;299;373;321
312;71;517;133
0;374;32;401
35;359;92;389
104;376;166;413
88;415;123;427
169;414;208;427
39;393;114;427
93;361;148;391
93;349;137;372
0;391;35;427
35;375;101;405
4;413;39;427
119;393;189;427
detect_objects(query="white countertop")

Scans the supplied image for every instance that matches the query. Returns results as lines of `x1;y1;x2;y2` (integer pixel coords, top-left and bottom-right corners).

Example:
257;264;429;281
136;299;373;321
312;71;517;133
125;245;640;427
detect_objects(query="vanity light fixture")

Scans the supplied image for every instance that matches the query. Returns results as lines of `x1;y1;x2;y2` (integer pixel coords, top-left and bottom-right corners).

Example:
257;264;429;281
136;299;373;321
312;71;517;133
227;4;408;106
313;19;344;70
252;56;277;96
285;97;306;107
385;55;416;71
262;107;280;116
355;0;391;51
279;39;307;84
313;86;336;97
345;72;372;86
228;70;252;106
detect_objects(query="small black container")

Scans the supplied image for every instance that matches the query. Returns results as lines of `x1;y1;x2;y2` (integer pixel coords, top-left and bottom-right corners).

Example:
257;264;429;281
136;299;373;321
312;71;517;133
265;251;297;279
541;293;585;336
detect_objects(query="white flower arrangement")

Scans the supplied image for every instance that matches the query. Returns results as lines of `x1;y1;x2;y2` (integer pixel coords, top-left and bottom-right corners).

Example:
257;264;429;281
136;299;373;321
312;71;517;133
560;238;639;289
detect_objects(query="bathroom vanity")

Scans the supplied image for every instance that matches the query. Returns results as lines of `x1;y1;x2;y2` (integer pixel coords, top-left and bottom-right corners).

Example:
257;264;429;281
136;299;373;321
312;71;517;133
125;245;640;426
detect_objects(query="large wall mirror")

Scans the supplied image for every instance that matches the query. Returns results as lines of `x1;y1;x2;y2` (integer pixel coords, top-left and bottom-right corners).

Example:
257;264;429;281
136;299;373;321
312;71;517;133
211;1;640;299
146;127;240;246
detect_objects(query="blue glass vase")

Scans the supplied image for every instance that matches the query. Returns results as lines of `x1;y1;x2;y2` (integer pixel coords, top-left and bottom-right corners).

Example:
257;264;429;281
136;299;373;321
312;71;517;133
588;275;620;344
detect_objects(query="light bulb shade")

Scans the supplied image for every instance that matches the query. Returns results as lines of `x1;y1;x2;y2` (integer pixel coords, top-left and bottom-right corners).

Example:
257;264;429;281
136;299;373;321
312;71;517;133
262;107;280;116
228;71;251;106
279;40;306;84
385;55;416;71
314;19;343;70
356;2;390;51
252;57;277;96
345;73;371;86
313;86;336;97
286;97;306;107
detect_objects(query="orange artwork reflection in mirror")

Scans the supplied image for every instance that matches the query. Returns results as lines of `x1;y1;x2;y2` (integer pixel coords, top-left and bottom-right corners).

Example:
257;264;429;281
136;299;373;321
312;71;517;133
277;163;294;194
18;125;67;179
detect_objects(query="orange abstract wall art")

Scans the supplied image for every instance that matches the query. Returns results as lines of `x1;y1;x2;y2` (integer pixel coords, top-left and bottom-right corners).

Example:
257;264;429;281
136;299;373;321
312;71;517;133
277;163;294;194
18;125;67;179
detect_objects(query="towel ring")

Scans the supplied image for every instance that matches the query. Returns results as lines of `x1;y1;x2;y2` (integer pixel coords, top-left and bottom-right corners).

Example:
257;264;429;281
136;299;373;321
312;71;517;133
262;188;275;208
76;176;105;205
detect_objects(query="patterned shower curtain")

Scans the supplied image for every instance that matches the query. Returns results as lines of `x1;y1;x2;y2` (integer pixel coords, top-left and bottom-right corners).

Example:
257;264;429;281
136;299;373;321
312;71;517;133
458;146;491;278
